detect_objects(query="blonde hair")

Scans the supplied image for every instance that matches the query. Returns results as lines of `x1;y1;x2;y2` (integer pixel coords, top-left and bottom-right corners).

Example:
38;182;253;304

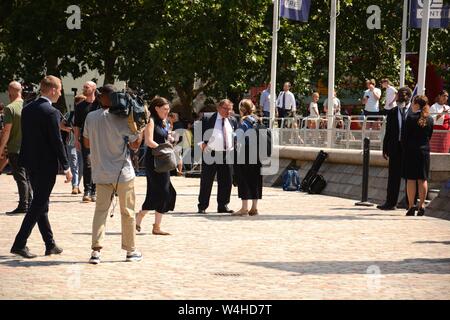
40;75;61;94
74;94;86;105
312;92;319;98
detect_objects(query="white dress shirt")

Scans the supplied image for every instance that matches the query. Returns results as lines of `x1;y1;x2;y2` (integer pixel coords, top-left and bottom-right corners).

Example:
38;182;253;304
206;113;234;152
276;90;296;112
430;103;450;126
364;88;381;112
384;85;398;110
260;89;270;113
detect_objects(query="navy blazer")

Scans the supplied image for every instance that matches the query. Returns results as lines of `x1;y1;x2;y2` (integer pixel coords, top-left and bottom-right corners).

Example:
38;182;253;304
383;105;411;156
19;97;69;175
201;112;238;145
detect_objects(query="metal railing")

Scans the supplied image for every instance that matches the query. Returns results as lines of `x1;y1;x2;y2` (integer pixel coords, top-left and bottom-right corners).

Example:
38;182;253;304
262;114;450;153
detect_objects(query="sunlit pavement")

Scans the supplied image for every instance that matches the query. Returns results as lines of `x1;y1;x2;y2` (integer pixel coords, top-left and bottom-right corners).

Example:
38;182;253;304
0;174;449;299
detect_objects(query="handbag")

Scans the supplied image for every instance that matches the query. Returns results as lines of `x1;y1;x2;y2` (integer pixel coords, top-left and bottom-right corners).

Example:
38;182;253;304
151;143;177;173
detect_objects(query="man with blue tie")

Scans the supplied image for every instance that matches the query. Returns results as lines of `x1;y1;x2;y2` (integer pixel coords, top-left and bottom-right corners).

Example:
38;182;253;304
378;87;412;211
276;82;296;127
10;76;72;259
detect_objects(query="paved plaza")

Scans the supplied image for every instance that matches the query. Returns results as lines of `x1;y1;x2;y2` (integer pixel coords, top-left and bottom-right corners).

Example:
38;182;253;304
0;174;449;300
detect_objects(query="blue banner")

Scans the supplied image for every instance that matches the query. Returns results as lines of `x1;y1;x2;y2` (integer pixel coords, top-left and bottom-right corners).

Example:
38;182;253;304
410;0;450;28
279;0;311;22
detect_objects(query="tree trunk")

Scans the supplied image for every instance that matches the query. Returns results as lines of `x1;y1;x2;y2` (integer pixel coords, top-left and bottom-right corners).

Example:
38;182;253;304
103;52;116;85
175;84;195;121
46;55;67;113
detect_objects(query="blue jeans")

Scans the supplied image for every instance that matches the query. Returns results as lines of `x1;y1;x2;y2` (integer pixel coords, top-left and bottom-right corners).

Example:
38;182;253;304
66;145;83;188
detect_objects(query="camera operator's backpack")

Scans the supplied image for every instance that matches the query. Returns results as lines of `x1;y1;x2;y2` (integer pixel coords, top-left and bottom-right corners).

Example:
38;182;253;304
109;91;150;133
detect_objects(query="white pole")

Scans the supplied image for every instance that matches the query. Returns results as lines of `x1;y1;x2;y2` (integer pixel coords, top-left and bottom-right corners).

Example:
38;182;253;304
400;0;408;88
417;0;430;95
269;0;279;129
327;0;337;147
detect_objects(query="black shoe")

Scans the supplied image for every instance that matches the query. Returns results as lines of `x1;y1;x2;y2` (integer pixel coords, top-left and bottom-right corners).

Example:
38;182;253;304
198;209;207;214
417;207;425;216
6;207;28;215
10;246;37;259
405;207;417;216
218;206;234;214
45;245;63;256
376;204;396;211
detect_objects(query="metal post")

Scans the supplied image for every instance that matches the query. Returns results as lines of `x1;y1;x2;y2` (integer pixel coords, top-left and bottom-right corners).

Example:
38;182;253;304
327;0;337;147
400;0;409;87
269;0;279;129
417;0;430;95
355;137;374;206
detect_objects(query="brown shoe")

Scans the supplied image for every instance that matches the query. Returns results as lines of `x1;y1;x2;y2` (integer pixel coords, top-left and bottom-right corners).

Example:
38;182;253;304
71;187;79;195
231;209;249;216
82;194;92;202
152;224;170;235
249;209;259;216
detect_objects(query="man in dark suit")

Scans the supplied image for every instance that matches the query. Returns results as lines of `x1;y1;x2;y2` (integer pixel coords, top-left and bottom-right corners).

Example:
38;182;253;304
10;76;72;259
197;99;238;213
378;87;412;210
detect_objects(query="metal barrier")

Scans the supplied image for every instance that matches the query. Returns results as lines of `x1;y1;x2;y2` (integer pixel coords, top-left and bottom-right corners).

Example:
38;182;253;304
261;114;450;153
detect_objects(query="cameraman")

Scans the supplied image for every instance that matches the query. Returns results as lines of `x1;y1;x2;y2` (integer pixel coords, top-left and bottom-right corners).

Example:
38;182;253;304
83;84;143;264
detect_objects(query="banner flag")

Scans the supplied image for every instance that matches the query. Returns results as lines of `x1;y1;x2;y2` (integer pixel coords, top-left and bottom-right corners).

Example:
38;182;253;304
279;0;311;22
410;0;450;28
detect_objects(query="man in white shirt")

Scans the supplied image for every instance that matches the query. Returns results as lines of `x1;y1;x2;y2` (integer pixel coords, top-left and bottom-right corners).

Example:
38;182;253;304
259;83;271;118
276;82;296;125
362;79;381;115
197;99;238;214
323;90;341;115
381;79;398;113
362;79;381;129
430;90;449;127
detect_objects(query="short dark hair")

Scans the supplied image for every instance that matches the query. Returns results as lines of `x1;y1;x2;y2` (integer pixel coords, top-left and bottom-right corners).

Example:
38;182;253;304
98;84;116;95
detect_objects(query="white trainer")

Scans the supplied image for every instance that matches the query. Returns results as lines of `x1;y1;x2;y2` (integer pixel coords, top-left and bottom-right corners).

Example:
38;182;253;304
89;250;101;264
126;250;143;262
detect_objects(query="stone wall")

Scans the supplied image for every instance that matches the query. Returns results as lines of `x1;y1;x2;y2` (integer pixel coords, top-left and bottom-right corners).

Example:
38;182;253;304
264;146;450;208
426;180;450;220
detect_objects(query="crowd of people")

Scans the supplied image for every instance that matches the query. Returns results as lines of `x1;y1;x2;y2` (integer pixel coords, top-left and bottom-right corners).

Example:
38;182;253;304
0;74;448;262
1;76;267;264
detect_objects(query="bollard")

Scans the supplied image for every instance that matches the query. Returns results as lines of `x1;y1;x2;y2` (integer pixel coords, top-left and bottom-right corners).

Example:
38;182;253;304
355;137;374;207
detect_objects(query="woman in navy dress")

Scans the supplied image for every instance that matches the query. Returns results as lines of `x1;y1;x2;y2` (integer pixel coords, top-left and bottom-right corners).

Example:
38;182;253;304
403;95;433;216
232;99;263;216
136;97;176;235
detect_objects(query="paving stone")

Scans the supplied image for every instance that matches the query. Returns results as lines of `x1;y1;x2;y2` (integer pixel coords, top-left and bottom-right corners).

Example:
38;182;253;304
0;174;449;300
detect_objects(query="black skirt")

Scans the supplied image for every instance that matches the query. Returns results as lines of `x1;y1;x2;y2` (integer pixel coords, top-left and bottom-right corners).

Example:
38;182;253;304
235;164;263;200
142;152;176;213
403;146;430;180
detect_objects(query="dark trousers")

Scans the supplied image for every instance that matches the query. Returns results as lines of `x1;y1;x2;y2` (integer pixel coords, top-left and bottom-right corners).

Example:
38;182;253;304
8;153;32;208
198;151;233;210
385;143;404;207
81;145;95;195
12;171;57;250
277;108;288;128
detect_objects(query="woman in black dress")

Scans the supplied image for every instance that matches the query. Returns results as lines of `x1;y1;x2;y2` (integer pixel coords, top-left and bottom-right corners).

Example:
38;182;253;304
232;99;263;216
403;95;433;216
136;97;176;234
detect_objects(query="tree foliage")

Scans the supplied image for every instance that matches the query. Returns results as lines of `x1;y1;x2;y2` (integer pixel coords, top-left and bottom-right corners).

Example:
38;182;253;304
0;0;449;114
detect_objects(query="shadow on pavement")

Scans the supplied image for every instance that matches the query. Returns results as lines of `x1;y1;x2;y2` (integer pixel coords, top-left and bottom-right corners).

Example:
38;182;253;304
170;213;402;221
243;258;450;275
414;241;450;245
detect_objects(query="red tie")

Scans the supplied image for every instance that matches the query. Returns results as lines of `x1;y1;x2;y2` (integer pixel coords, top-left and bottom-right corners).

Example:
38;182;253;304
222;118;227;150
